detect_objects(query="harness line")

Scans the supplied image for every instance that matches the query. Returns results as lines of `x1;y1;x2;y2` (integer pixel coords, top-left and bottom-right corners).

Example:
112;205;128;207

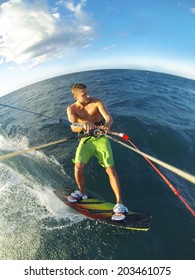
0;136;75;161
0;103;56;121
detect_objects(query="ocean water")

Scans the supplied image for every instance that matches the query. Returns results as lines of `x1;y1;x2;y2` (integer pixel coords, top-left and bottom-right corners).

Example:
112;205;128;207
0;69;195;260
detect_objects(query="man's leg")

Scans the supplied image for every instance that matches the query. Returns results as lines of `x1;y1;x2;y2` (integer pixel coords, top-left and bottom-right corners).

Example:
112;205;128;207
74;162;86;194
105;166;122;204
67;162;87;202
105;166;128;220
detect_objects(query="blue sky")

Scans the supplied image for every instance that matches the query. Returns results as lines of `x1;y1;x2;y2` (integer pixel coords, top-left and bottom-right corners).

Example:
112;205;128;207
1;0;195;96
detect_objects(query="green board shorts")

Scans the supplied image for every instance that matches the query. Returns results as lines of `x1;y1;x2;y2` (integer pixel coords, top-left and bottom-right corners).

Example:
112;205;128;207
74;136;114;168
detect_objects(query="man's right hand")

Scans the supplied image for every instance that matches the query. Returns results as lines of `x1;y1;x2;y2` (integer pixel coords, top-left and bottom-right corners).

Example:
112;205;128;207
82;121;96;131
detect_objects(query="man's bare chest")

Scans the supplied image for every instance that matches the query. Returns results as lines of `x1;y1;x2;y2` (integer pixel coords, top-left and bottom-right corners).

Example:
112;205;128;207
75;104;100;120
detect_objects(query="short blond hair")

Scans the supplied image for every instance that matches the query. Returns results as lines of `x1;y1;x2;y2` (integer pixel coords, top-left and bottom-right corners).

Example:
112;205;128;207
71;83;87;96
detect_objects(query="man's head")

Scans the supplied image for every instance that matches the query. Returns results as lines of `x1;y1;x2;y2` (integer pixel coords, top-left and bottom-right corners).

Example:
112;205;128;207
71;83;87;95
71;83;90;104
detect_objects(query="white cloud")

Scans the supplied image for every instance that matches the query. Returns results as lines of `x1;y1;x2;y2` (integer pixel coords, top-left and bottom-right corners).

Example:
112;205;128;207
191;8;195;13
83;43;93;48
52;13;60;19
0;0;94;66
102;44;115;51
65;0;86;15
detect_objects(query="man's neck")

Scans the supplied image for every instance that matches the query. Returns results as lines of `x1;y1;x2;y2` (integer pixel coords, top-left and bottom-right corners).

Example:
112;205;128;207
77;98;91;107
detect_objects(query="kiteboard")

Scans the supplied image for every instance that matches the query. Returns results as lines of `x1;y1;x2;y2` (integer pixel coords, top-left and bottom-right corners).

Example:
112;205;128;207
54;189;152;231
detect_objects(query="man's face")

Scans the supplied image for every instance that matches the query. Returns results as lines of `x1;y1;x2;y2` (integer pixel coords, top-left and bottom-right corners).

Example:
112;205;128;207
75;89;90;104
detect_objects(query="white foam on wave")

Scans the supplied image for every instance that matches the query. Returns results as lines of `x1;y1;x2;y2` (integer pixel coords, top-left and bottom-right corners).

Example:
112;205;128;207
0;133;66;175
0;161;84;259
0;133;29;152
0;133;84;259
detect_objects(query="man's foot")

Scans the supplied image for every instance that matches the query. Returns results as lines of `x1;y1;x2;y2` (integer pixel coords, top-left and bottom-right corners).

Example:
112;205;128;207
67;190;88;203
111;203;128;221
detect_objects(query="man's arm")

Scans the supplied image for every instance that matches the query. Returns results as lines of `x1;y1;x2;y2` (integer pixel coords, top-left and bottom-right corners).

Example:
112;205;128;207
67;105;83;133
97;99;113;131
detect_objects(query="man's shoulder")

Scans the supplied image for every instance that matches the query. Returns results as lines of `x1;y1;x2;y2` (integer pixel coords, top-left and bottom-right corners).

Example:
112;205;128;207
67;102;77;112
91;97;103;103
68;101;77;108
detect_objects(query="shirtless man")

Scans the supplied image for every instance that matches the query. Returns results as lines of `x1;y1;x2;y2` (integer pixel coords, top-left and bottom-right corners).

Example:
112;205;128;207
67;83;128;220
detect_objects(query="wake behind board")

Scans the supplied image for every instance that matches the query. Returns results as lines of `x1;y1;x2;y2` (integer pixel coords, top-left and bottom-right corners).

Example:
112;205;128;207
54;189;152;231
